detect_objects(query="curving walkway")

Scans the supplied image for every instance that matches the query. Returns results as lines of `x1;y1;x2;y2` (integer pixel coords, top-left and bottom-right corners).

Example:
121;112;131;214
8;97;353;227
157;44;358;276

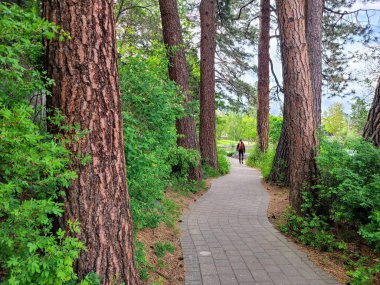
180;158;338;285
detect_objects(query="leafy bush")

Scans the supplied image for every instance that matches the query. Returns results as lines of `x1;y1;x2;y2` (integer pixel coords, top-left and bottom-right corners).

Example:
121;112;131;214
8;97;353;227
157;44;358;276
279;208;343;252
119;51;185;231
279;136;380;284
0;105;94;284
269;115;283;143
217;148;231;175
0;3;66;106
202;148;231;178
316;137;380;250
246;143;275;179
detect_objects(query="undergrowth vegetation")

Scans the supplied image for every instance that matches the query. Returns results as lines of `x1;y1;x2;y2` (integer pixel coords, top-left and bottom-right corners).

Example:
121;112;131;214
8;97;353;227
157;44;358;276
279;137;380;284
0;4;97;284
246;115;282;179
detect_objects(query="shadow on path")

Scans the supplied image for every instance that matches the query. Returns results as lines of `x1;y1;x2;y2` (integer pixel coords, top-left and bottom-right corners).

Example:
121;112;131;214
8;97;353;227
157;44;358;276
180;158;338;285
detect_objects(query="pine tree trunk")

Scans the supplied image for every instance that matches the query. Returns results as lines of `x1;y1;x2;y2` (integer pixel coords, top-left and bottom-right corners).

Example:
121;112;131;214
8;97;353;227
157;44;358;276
158;0;202;181
257;0;270;153
363;76;380;147
199;0;217;168
306;0;324;130
269;122;289;186
274;0;317;213
43;1;140;284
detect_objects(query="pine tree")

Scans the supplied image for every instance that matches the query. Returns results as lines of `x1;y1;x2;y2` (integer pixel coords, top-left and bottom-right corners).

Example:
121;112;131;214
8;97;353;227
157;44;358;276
43;1;140;283
158;0;202;180
199;0;218;168
257;0;270;152
364;76;380;147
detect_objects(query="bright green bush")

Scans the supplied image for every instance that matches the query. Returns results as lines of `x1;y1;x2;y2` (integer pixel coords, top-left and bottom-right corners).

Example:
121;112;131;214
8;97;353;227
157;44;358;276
119;52;184;230
0;3;66;106
316;137;380;250
269;115;283;143
246;143;275;179
202;148;231;178
0;105;94;284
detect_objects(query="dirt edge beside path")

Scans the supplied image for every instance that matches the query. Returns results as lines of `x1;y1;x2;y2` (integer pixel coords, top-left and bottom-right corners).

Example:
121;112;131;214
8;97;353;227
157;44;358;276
263;179;349;285
139;180;212;285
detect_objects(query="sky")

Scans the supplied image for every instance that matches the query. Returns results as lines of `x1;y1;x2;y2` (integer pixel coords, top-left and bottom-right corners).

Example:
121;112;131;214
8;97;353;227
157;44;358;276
248;1;380;116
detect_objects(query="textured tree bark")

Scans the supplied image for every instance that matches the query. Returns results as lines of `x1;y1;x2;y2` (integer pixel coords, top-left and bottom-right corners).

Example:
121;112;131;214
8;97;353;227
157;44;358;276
269;121;289;186
257;0;270;153
199;0;217;169
363;76;380;147
43;1;140;284
274;0;318;213
306;0;324;130
158;0;202;181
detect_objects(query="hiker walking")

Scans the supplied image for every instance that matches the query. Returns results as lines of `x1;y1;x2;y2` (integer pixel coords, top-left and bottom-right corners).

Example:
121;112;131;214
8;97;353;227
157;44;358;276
236;139;246;164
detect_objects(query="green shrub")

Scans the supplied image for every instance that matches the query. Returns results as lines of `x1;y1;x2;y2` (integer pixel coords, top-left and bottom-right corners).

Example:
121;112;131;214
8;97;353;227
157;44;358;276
119;51;185;230
348;261;380;285
316;137;380;250
269;115;283;143
217;148;231;175
279;208;341;252
246;143;275;179
0;105;95;284
202;148;231;178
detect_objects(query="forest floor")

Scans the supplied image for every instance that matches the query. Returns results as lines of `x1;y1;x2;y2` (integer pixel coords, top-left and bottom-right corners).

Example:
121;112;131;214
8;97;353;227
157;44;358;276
138;180;213;285
264;181;349;285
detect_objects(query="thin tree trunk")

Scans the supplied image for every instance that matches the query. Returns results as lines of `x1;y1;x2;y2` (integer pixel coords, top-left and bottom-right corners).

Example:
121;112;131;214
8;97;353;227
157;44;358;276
43;1;139;284
274;0;317;213
199;0;217;168
363;76;380;147
158;0;202;181
257;0;270;153
306;0;324;130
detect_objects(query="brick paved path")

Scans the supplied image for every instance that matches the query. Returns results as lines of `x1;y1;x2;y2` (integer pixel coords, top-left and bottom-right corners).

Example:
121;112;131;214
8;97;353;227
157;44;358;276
180;158;338;285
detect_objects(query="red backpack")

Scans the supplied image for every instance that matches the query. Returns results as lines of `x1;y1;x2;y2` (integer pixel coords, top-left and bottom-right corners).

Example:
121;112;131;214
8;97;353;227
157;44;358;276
238;142;244;151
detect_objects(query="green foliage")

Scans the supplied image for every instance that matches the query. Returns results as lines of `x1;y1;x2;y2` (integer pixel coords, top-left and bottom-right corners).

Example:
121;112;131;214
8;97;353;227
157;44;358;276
134;240;150;281
246;144;275;180
119;51;184;230
279;208;343;252
348;261;380;285
0;4;95;284
322;102;347;137
350;97;369;135
280;136;380;283
216;113;256;142
202;149;231;178
0;3;67;106
268;115;283;143
216;149;231;176
316;137;380;250
0;105;92;284
152;242;175;259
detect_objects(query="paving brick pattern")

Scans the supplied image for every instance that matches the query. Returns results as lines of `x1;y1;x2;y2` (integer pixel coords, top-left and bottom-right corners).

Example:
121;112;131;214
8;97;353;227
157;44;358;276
180;158;338;285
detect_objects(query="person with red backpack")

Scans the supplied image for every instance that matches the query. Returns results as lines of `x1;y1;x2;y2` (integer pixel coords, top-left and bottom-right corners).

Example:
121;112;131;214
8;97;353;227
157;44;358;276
236;139;246;164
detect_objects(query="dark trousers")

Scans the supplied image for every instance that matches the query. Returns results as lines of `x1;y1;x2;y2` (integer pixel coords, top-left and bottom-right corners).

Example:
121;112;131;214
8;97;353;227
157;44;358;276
239;151;244;164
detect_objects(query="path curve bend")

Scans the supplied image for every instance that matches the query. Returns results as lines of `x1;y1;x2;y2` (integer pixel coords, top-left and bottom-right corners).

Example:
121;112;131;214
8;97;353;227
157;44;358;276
180;158;338;285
